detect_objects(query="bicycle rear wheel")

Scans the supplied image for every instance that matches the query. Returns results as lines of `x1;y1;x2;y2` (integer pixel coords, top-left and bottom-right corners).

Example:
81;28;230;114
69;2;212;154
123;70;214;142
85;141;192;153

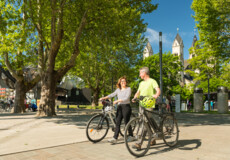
124;117;151;157
119;113;136;137
86;114;109;143
162;115;179;147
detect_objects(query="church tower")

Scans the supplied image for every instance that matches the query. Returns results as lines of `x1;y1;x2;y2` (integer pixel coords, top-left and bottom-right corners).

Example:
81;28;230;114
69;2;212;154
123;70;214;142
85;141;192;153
189;34;198;59
172;33;184;63
172;31;185;85
143;41;153;59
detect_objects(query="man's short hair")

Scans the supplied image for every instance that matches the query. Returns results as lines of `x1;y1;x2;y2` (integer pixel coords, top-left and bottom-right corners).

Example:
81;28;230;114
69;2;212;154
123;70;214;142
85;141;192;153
140;67;149;75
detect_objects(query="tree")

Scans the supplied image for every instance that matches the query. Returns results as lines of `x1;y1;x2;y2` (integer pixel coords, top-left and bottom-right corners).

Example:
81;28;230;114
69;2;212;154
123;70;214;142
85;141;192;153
0;1;41;113
188;0;230;93
72;35;145;106
191;0;230;61
1;0;157;116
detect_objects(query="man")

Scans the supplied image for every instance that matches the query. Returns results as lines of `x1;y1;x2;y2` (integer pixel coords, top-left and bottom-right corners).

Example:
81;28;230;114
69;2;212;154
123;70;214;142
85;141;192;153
132;67;161;149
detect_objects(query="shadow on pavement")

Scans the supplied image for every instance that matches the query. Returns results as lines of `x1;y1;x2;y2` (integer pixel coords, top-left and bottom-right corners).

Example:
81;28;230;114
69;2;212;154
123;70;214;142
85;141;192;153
46;114;97;128
146;139;201;157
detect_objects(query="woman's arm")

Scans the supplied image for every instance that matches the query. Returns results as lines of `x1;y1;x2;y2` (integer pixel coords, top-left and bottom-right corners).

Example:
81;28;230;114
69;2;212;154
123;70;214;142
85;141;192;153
106;89;118;98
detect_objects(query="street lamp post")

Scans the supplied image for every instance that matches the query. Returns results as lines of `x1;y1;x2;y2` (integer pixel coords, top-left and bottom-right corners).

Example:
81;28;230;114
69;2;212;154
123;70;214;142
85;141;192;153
159;32;163;103
207;74;210;111
66;94;69;109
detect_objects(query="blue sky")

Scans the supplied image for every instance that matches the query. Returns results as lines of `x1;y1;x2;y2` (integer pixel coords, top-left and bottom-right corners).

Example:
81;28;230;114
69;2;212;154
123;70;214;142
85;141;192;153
142;0;198;60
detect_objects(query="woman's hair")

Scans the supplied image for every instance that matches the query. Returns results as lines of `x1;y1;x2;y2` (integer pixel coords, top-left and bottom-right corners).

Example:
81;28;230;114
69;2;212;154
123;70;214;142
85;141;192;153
116;76;127;89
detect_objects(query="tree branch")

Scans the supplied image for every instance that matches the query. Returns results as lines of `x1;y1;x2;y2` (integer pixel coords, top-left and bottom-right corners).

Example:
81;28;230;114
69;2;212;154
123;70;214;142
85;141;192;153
4;52;23;81
28;0;50;50
56;10;88;79
25;74;41;92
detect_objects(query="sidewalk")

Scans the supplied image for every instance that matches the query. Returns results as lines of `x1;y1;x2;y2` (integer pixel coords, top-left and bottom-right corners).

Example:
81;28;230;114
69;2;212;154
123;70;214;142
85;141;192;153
0;110;230;159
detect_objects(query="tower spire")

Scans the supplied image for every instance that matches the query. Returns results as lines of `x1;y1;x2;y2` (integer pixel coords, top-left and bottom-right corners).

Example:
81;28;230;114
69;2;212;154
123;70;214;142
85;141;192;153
194;27;196;36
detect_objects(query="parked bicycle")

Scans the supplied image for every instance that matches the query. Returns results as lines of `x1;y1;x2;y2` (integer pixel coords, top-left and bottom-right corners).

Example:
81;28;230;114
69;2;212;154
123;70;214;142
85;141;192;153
0;101;11;113
124;96;179;157
86;99;136;143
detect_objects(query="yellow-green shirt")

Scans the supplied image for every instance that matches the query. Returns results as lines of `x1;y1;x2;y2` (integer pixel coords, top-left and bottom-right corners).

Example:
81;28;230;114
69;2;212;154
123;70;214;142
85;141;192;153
138;78;159;96
138;78;159;108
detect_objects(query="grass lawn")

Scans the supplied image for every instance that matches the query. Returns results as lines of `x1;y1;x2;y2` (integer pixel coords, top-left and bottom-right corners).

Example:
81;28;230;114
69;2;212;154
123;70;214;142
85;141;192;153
57;105;103;110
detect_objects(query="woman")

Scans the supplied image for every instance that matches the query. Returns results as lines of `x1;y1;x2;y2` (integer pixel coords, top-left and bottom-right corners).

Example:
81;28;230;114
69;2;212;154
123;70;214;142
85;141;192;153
99;76;133;144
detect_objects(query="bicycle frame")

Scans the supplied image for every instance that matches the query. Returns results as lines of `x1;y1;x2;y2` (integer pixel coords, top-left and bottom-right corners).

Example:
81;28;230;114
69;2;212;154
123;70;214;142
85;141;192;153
100;101;117;128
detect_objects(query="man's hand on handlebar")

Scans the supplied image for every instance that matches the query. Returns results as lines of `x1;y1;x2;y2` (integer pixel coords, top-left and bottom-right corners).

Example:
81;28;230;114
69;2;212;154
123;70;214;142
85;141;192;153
132;98;137;103
152;94;158;99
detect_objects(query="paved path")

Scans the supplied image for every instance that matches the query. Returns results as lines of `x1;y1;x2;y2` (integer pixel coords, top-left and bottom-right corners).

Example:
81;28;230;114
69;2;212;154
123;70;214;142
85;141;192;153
0;110;230;160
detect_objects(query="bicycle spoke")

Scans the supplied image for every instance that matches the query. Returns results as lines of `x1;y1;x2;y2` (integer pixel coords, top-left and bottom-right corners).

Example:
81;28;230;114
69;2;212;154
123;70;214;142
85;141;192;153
124;118;151;157
162;116;179;147
86;114;109;143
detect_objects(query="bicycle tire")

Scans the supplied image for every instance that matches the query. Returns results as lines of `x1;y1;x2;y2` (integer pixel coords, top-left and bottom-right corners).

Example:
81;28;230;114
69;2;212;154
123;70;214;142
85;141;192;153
86;114;109;143
124;117;151;157
119;113;136;137
162;115;179;147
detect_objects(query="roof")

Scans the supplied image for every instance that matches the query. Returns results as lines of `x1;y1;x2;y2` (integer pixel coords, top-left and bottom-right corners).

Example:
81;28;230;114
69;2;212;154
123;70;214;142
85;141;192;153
0;66;16;89
192;35;198;47
184;74;193;81
0;66;16;83
146;41;153;55
174;33;183;45
184;59;190;70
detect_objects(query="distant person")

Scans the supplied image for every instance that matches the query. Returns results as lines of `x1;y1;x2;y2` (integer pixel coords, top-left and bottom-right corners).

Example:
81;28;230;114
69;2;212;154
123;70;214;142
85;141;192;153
189;101;192;110
166;97;170;112
187;98;189;110
210;101;214;110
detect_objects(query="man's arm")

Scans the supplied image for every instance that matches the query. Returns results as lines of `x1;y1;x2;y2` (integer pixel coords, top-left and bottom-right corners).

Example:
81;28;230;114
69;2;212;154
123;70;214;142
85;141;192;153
153;87;161;99
132;90;140;102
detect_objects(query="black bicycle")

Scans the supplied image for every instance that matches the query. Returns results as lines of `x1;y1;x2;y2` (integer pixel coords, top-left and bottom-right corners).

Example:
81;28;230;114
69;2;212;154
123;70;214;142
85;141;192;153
124;97;179;157
86;100;135;143
0;101;11;113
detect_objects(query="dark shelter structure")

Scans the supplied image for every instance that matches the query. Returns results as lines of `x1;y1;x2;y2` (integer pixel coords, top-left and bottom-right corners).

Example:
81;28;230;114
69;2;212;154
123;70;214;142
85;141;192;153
57;88;91;105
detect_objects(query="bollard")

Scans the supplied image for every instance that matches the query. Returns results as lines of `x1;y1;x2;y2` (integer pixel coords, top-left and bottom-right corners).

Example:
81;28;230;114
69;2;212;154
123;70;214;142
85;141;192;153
194;88;203;112
67;105;69;109
217;86;228;113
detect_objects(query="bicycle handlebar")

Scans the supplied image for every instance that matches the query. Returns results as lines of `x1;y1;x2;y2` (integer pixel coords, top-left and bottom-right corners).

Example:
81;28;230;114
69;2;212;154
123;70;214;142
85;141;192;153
101;100;113;106
133;96;155;102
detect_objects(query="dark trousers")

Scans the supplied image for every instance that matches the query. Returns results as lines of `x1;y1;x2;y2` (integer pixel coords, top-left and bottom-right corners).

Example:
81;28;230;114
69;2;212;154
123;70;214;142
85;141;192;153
114;104;132;139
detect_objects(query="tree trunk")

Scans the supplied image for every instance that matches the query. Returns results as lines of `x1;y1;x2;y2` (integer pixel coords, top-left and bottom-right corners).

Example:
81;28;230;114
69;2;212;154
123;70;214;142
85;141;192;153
92;90;100;107
13;81;26;113
36;73;57;117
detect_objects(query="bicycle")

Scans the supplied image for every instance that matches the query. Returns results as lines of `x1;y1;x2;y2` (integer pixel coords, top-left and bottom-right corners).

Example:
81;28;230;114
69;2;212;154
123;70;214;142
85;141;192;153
86;99;136;143
124;96;179;157
0;101;11;113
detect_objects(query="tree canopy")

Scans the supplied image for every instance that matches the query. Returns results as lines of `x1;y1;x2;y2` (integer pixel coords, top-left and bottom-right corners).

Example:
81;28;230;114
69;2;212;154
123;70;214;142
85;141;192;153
188;0;230;93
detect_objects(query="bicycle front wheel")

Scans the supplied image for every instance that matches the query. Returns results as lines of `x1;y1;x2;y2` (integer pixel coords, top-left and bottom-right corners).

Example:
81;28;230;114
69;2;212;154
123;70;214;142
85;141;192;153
86;114;109;143
124;117;151;157
162;115;179;147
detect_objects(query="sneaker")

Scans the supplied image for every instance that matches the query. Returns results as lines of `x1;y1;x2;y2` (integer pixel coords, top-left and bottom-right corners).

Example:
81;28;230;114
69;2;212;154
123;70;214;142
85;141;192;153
127;136;135;142
132;143;141;150
150;139;156;146
108;138;117;144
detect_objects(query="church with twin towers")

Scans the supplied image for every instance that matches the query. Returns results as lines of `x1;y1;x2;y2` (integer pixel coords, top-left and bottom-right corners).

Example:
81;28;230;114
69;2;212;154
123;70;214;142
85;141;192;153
143;31;198;86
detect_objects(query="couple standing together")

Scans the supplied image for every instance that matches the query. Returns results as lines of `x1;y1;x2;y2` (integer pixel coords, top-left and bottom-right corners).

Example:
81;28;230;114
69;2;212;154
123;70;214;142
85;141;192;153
100;67;161;144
